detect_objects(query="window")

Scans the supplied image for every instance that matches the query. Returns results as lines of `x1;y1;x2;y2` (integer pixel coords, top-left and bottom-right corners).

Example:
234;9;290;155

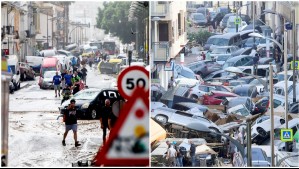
159;22;169;41
273;99;282;108
175;111;193;117
178;13;181;36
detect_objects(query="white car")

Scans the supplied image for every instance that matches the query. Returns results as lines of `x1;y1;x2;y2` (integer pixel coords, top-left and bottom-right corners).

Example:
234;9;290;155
150;102;167;113
251;115;285;145
275;118;299;151
151;107;223;134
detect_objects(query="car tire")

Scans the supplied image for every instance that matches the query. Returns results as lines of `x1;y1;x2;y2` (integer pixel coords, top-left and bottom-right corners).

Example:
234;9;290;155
90;109;97;119
154;115;168;126
280;119;285;125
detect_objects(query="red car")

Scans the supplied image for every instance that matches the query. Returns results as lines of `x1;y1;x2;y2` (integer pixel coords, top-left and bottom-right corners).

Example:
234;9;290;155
203;91;238;105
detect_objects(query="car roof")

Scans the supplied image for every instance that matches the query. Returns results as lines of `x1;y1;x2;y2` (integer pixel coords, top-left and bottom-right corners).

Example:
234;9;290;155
219;32;240;39
226;55;252;62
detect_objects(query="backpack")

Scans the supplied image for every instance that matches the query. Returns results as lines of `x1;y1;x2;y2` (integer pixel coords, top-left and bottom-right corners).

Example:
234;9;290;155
179;146;187;156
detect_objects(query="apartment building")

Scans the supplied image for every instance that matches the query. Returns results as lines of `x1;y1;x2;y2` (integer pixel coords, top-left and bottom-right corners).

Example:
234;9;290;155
151;1;188;89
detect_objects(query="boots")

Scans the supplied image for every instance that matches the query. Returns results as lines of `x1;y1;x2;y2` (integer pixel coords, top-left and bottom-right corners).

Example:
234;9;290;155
75;141;81;147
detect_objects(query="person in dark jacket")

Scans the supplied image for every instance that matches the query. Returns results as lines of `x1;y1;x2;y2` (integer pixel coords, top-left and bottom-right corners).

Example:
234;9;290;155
62;99;81;147
253;53;260;75
99;99;114;145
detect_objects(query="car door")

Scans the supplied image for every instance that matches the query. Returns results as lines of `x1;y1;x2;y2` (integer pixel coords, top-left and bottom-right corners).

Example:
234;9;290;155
169;111;193;125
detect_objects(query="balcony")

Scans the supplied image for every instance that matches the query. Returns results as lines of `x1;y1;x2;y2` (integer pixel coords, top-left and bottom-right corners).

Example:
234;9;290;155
152;41;170;62
150;1;169;17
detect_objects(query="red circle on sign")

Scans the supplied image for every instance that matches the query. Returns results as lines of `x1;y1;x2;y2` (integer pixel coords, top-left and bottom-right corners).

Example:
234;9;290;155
135;109;144;119
117;66;149;99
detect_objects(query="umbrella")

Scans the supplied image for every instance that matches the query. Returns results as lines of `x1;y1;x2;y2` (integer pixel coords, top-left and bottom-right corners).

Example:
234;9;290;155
195;144;217;155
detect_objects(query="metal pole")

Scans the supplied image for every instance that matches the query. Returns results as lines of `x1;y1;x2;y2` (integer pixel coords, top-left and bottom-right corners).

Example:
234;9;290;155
284;25;288;130
246;118;252;167
252;2;255;45
7;7;10;55
47;11;48;49
269;62;275;167
52;18;53;49
292;9;296;103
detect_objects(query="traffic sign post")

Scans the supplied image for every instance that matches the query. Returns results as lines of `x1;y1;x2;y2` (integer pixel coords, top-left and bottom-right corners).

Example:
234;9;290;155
93;87;149;166
117;66;149;99
281;129;293;142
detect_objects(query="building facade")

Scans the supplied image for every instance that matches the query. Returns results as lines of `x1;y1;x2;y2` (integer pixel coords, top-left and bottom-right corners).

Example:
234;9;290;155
151;1;188;89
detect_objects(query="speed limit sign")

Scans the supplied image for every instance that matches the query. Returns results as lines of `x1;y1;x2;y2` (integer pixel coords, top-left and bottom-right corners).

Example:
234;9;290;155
117;66;149;99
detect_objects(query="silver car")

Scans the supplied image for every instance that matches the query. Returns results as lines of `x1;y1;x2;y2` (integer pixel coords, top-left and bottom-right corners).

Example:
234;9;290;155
151;107;223;134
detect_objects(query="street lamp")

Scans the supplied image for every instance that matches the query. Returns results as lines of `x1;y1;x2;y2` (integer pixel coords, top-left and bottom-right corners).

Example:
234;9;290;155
152;17;160;79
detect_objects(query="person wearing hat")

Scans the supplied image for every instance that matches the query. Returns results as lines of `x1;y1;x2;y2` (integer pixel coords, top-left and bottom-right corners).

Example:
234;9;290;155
62;99;81;147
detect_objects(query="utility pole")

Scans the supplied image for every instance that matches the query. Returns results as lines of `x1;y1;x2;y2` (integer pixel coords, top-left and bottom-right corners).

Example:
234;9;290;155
292;9;297;103
47;11;48;49
252;1;256;46
270;63;275;167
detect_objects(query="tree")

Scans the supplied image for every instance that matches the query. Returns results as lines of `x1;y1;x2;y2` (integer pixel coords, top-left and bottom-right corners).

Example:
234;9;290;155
187;30;213;47
96;2;137;43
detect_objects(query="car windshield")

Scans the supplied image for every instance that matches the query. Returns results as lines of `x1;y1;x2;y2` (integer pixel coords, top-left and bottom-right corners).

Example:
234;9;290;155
222;62;234;69
214;39;229;46
206;37;217;44
194;14;205;20
217;55;230;61
249;79;262;85
231;106;250;116
73;91;99;100
275;74;290;81
233;88;248;96
181;68;195;79
212;48;229;54
44;71;56;78
227;21;236;28
85;48;92;53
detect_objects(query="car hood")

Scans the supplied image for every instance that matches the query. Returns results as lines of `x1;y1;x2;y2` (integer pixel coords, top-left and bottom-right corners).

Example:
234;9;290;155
61;99;93;108
43;77;52;82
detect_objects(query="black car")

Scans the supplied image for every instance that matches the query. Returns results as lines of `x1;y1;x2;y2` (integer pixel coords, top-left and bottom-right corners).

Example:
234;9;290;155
252;97;269;115
232;85;258;98
59;88;124;119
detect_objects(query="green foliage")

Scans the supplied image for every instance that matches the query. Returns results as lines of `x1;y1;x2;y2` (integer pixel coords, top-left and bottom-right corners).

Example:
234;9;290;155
187;30;213;46
96;1;136;43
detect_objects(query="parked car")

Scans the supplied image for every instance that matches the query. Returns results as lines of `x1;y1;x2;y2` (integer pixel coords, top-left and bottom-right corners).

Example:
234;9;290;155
172;102;208;115
203;60;222;75
227;104;251;117
203;70;231;81
220;13;251;31
226;80;247;89
174;64;198;80
222;55;254;69
252;97;269;115
203;91;238;105
38;70;57;89
242;37;261;48
151;101;167;112
59;88;124;119
244;148;271;167
186;61;209;77
39;49;58;57
189;83;231;100
151;107;223;133
232;84;258;98
274;70;295;82
289;102;299;114
258;57;274;65
251;115;285;144
231;47;252;57
274;81;299;102
204;34;223;51
19;62;35;81
238;76;255;84
191;13;207;27
25;55;44;73
210;33;243;50
210;46;239;61
275;118;299;151
215;54;232;65
196;7;209;17
227;97;255;113
7;55;21;90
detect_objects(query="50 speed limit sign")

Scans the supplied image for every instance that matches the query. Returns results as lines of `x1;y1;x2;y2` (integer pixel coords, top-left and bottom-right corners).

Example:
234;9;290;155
117;66;149;99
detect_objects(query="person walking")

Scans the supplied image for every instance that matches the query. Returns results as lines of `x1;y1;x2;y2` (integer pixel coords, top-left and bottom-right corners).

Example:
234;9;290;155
81;66;88;85
176;146;184;167
227;136;236;166
71;71;81;85
53;71;62;97
201;52;206;60
61;85;72;105
253;53;259;75
62;99;81;147
166;144;177;167
64;71;73;87
189;140;196;167
99;99;113;145
168;76;175;90
275;48;282;73
60;69;67;91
